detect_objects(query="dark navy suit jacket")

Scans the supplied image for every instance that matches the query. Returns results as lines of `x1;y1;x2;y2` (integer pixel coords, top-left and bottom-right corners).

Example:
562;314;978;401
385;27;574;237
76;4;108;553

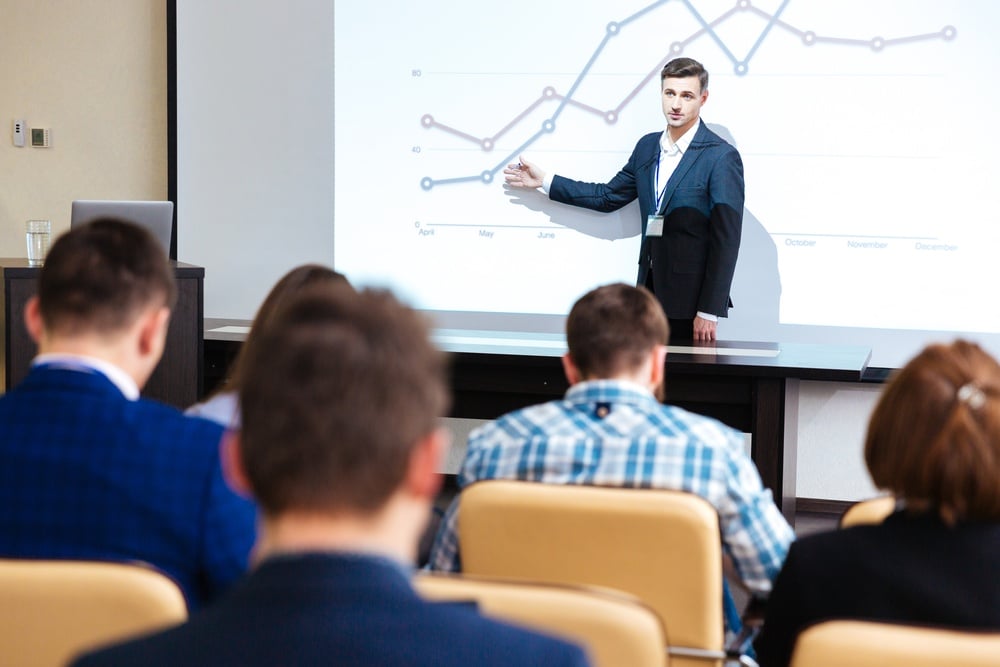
72;553;591;667
754;511;1000;667
550;122;744;319
0;365;257;609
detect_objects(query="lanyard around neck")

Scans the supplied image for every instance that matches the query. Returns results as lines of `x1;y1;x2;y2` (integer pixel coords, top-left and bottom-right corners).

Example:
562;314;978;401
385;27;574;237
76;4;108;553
654;146;675;212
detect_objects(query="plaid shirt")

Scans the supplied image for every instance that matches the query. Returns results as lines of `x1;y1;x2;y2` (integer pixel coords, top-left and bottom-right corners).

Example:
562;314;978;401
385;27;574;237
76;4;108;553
428;379;794;594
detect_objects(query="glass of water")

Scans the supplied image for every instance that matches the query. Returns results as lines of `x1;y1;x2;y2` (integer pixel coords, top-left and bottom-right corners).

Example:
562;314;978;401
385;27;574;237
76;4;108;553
26;219;51;266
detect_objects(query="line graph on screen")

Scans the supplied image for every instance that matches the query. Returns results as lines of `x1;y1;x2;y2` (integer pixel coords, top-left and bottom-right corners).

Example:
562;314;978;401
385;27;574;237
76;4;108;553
417;0;955;190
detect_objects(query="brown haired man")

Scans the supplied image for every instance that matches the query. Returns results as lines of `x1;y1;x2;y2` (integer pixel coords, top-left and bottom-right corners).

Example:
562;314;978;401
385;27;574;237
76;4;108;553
504;57;744;342
74;285;588;666
0;218;256;609
429;284;793;615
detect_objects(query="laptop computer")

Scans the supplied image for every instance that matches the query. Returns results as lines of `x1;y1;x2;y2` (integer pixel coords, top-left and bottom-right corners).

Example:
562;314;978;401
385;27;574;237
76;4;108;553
70;200;174;254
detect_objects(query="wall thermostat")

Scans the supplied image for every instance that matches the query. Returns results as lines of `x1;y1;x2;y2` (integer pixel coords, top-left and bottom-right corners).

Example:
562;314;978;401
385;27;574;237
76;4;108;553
30;127;51;148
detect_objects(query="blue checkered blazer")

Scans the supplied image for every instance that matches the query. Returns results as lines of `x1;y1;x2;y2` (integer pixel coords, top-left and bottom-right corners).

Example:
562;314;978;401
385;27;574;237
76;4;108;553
0;365;257;609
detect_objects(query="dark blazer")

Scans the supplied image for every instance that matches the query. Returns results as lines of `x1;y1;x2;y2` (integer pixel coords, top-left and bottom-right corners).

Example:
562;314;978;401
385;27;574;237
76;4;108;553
0;365;257;609
550;122;744;318
754;511;1000;667
72;553;591;667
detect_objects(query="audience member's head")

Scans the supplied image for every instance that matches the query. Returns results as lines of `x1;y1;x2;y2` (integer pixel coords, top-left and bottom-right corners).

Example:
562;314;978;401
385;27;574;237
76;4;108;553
865;340;1000;524
26;217;176;387
230;285;450;560
563;283;669;393
225;264;349;392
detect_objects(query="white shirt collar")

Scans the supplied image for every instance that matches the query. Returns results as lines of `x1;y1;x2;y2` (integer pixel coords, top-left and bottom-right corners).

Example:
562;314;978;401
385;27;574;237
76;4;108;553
660;119;700;156
32;353;141;400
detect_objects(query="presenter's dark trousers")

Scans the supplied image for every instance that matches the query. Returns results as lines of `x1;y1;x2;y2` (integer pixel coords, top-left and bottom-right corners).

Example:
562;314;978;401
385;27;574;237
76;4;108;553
666;318;694;343
643;271;694;343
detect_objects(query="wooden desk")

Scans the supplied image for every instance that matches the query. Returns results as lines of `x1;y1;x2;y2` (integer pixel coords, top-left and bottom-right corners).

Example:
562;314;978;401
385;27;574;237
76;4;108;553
205;321;871;521
1;259;204;408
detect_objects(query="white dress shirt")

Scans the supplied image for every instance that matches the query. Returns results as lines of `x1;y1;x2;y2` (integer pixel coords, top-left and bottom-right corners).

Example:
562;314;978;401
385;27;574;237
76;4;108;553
32;353;140;400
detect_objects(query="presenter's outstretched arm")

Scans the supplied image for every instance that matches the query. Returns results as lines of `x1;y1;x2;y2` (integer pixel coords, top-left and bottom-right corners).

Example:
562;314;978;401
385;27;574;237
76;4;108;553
503;155;546;189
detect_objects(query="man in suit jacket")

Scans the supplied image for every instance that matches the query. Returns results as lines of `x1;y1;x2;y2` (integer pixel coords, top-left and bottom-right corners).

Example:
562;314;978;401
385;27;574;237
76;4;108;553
505;57;744;342
0;218;256;609
74;285;589;666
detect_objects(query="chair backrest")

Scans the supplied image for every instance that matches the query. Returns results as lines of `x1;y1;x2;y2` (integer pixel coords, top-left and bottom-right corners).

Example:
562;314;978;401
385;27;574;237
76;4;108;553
414;572;667;667
790;620;1000;667
458;480;724;666
839;496;896;528
0;559;187;667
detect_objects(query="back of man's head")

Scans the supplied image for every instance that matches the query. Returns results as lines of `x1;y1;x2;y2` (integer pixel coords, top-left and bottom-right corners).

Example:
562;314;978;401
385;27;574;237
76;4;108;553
238;285;450;517
566;283;668;379
38;218;176;337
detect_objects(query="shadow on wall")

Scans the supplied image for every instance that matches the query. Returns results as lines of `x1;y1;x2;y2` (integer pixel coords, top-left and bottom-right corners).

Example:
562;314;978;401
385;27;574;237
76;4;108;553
503;184;640;241
709;123;783;342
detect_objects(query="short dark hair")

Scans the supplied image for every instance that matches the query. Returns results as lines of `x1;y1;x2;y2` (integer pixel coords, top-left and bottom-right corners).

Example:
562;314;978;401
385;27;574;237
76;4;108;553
660;57;709;92
225;264;349;392
566;283;668;378
865;340;1000;523
238;285;450;516
38;218;176;336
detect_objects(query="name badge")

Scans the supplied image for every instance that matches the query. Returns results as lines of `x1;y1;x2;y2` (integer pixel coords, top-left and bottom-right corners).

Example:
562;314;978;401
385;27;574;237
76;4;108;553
646;215;664;237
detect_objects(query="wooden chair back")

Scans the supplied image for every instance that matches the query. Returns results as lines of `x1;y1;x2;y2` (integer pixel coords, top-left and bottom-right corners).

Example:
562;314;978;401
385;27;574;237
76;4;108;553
0;559;187;666
459;480;726;667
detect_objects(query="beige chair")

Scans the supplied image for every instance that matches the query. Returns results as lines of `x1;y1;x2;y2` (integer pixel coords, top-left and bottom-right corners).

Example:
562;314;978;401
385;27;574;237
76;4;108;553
839;496;896;528
0;559;187;667
789;620;1000;667
415;572;667;667
457;480;736;667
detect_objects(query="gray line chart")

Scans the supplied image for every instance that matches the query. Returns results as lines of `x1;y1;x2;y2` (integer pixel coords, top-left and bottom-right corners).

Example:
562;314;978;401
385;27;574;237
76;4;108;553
418;0;956;190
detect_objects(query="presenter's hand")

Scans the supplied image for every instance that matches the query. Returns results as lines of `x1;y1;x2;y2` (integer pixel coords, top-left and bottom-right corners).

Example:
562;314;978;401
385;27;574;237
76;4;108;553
693;316;717;342
503;155;545;189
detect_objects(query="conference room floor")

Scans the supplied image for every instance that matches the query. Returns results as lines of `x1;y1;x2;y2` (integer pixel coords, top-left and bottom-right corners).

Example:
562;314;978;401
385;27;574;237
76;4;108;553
794;511;839;538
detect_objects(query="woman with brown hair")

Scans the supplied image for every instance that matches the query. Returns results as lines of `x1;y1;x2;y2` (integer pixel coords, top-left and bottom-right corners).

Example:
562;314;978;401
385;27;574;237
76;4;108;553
186;264;349;428
755;340;1000;667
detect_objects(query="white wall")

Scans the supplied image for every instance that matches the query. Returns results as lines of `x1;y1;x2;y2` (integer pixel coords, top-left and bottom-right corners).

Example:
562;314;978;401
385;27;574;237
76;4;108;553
795;381;880;501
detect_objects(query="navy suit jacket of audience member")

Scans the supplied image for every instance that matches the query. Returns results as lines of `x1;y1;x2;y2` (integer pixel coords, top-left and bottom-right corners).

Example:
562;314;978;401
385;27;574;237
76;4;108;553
71;553;591;667
549;122;744;319
0;365;257;609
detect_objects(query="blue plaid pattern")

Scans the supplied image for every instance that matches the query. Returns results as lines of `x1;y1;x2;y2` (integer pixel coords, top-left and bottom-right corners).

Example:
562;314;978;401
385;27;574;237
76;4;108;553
0;366;257;609
428;380;794;594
